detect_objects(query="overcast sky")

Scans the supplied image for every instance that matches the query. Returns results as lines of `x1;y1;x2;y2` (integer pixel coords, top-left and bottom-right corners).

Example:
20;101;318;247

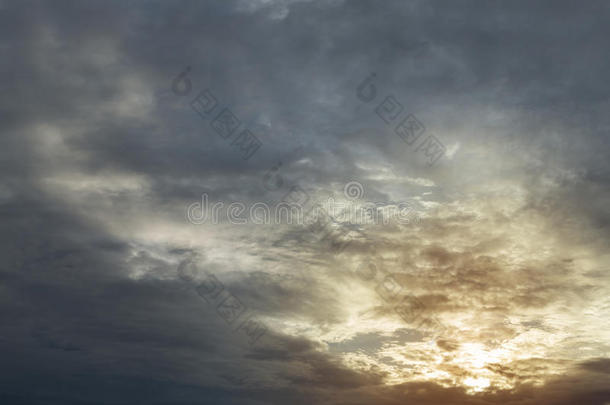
1;0;610;404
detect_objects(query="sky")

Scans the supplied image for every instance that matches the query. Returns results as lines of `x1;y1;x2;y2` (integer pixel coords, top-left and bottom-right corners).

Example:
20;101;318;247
1;0;610;404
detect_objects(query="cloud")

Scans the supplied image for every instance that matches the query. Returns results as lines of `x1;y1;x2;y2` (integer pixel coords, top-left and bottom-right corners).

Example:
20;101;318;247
1;0;609;403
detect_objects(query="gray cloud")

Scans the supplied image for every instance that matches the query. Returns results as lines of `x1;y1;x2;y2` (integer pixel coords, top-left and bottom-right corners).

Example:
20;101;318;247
1;0;609;403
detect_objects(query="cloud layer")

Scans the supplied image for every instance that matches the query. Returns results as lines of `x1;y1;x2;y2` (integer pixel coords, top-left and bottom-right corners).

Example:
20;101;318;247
1;0;609;404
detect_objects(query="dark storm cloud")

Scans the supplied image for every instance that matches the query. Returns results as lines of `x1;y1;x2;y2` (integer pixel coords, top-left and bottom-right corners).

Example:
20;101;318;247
580;358;610;375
